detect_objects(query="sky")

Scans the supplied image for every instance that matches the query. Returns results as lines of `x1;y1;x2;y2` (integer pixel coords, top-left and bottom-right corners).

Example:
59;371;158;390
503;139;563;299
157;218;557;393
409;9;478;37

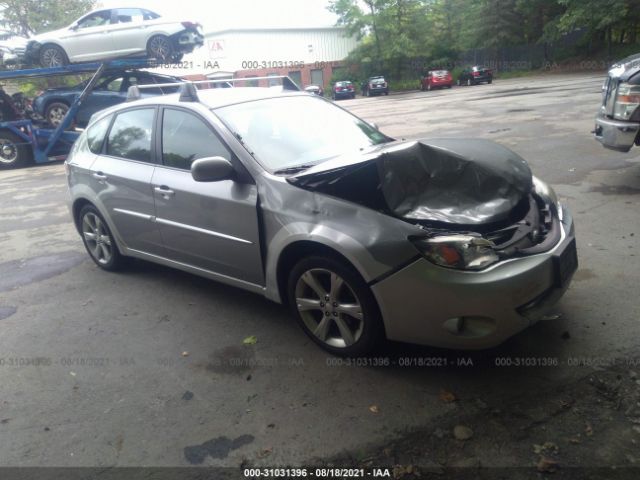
98;0;339;32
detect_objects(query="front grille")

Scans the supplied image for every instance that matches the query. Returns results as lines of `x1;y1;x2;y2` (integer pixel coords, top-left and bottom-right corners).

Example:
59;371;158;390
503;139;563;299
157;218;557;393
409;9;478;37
604;76;618;116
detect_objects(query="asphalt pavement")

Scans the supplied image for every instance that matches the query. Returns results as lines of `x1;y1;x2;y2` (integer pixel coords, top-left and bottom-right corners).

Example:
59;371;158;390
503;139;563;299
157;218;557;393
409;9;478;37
0;72;639;471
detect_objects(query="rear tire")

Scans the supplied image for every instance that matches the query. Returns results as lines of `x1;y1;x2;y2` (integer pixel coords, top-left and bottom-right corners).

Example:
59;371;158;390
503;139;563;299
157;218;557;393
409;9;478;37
147;35;174;62
0;131;32;169
488;78;493;84
287;256;384;356
39;44;69;68
78;205;125;271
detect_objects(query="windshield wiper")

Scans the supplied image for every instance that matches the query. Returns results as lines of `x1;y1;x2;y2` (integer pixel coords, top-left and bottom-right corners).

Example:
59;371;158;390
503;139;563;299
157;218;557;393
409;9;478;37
273;164;317;175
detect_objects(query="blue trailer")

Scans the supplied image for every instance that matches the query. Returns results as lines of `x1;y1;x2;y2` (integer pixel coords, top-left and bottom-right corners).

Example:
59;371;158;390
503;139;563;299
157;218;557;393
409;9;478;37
0;59;156;169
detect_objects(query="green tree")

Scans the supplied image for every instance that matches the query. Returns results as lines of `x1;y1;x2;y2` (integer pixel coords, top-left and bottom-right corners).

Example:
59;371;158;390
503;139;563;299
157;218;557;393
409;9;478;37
0;0;95;36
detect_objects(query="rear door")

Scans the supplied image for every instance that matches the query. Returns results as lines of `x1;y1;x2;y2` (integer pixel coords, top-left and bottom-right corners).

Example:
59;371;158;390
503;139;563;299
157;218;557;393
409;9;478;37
108;8;149;56
151;107;264;285
89;107;165;256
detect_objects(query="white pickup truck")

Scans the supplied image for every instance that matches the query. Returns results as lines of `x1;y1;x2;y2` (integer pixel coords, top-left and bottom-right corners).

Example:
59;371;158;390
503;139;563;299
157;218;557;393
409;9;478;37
594;54;640;152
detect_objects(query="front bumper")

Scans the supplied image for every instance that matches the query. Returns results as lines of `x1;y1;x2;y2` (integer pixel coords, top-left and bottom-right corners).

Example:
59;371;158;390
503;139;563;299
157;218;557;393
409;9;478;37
594;113;639;152
371;206;576;349
369;85;388;94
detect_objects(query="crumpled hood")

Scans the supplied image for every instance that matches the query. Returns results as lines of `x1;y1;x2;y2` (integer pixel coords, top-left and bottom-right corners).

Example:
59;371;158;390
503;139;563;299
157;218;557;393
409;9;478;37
287;138;533;227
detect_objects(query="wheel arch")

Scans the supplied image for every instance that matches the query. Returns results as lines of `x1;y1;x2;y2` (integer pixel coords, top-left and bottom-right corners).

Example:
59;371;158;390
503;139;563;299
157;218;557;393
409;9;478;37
43;98;70;116
71;196;129;253
71;197;94;234
38;41;68;56
274;240;368;308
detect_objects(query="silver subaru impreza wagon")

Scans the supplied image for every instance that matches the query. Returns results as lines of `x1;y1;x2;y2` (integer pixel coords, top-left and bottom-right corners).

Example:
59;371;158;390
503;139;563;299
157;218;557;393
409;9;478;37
65;81;577;356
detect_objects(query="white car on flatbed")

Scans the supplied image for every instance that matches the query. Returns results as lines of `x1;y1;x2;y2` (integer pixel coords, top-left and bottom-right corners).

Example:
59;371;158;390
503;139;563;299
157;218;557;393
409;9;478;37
25;8;203;67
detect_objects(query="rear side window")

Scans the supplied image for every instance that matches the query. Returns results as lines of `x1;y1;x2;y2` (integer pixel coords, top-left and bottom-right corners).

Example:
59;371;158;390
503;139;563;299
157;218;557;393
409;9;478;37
86;114;112;154
106;109;155;162
161;109;230;170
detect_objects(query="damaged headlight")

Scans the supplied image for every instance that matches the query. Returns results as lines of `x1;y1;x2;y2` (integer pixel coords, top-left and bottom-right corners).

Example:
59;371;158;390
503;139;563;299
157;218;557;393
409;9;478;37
411;235;499;271
532;176;559;209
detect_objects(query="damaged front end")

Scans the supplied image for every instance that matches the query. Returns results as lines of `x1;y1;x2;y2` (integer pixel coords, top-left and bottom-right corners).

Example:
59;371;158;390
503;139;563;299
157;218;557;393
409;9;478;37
170;23;204;54
287;139;562;271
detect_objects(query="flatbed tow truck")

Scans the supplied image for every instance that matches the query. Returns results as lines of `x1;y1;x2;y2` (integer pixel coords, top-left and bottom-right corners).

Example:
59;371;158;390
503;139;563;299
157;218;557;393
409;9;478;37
0;59;158;169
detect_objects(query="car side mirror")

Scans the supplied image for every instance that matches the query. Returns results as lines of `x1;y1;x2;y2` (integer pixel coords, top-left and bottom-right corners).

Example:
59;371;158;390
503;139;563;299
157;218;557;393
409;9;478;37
70;24;79;31
191;156;235;182
368;122;379;130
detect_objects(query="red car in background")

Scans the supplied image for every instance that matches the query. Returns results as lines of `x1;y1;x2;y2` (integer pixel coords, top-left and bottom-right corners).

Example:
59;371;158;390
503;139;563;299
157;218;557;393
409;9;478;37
420;70;453;91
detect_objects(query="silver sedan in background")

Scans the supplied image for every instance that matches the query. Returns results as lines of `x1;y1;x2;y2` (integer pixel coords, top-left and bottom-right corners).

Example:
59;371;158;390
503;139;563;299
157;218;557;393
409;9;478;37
65;84;577;356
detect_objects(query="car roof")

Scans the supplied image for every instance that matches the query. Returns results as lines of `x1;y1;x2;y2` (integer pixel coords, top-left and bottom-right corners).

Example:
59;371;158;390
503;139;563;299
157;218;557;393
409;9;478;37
114;87;309;111
78;6;160;18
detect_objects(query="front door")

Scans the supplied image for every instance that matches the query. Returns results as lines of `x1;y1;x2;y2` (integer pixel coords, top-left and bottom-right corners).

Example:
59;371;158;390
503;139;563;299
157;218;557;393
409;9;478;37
62;10;115;61
152;107;264;286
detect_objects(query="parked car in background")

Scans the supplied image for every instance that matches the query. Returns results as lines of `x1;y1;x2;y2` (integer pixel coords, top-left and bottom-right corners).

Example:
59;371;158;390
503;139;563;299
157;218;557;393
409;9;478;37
458;66;493;86
0;29;28;66
25;8;204;67
362;76;389;96
420;70;453;91
332;81;355;100
594;53;640;152
33;69;182;127
304;84;324;96
66;81;577;356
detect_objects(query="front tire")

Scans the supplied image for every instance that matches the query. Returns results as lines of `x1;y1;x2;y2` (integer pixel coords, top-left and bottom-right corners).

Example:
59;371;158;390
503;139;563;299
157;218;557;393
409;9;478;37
288;256;384;356
39;44;68;68
147;35;174;62
0;131;32;169
79;205;125;271
44;102;69;128
466;78;473;86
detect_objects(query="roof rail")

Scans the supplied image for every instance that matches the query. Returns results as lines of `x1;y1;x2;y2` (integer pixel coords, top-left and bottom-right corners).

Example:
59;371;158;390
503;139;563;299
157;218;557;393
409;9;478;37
125;75;301;103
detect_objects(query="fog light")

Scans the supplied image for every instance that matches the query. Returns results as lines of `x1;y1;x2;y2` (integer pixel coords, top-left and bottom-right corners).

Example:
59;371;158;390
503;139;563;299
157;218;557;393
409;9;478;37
443;317;464;334
443;316;496;338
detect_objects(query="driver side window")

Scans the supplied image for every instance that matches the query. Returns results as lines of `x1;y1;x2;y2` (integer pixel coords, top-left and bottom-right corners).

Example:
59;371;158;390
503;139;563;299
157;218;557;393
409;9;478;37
77;11;112;29
161;109;231;170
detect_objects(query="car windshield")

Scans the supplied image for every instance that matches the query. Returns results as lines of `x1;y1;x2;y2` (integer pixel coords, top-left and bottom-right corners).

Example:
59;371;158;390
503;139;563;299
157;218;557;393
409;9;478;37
215;95;390;172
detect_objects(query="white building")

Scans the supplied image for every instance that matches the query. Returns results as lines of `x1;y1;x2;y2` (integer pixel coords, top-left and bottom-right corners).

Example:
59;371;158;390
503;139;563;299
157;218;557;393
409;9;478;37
178;27;358;87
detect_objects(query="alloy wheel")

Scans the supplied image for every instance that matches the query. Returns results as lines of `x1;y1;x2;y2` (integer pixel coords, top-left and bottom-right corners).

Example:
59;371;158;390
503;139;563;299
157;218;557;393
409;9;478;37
82;212;113;265
294;268;364;348
149;36;172;61
41;47;64;67
47;105;68;127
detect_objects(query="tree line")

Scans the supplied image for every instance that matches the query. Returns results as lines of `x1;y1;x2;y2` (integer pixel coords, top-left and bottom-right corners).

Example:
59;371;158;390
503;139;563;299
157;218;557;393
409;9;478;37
329;0;640;80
